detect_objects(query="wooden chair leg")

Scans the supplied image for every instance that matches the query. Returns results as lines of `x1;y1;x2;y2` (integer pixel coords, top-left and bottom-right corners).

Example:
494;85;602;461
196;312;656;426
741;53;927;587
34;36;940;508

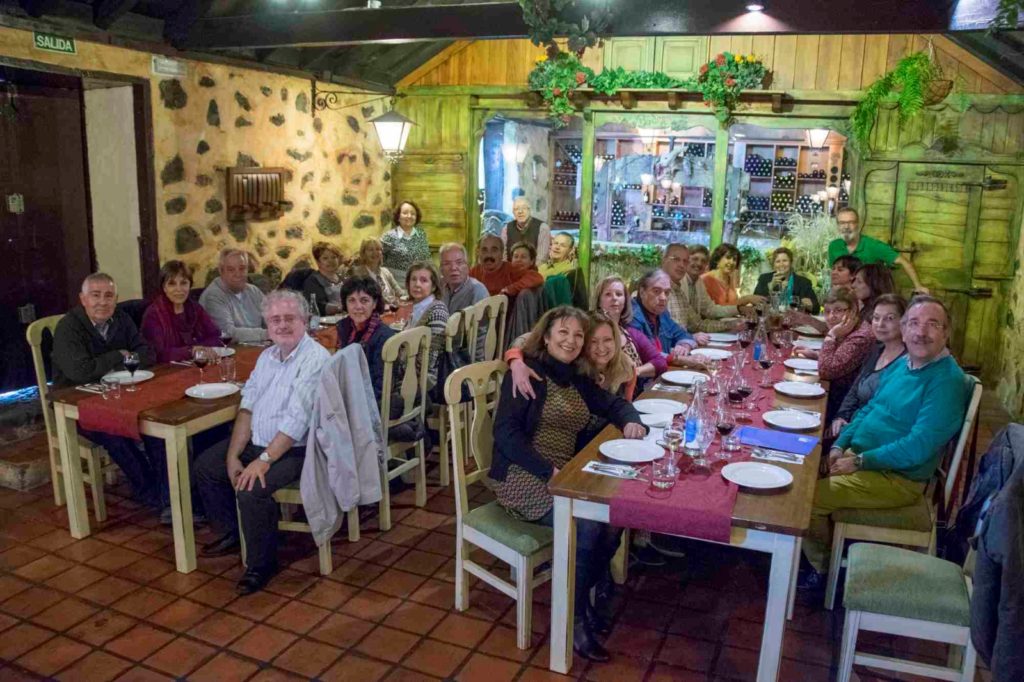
837;609;859;682
347;506;361;542
280;503;294;522
787;538;801;621
960;637;978;682
515;553;535;650
236;501;248;567
414;442;427;508
318;540;333;575
48;444;66;507
379;463;392;532
454;529;470;612
610;529;629;585
437;413;450;488
84;447;107;523
825;523;847;610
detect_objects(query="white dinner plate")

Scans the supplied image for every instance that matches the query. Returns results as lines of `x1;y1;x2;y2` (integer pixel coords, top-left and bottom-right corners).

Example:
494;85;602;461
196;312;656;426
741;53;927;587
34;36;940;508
212;347;236;358
691;348;733;361
185;383;240;400
640;413;672;428
321;315;343;325
721;462;794;489
633;398;685;415
661;370;707;386
773;381;826;398
785;358;819;372
794;337;823;350
762;410;821;431
793;325;823;337
707;332;739;343
102;370;154;385
599;439;664;464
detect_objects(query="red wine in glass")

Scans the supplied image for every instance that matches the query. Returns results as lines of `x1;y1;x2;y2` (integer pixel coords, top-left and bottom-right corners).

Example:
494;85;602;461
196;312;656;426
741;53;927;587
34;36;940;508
124;356;140;376
716;421;736;436
736;385;754;398
758;359;773;370
745;318;757;330
219;331;232;346
728;389;744;404
193;355;209;370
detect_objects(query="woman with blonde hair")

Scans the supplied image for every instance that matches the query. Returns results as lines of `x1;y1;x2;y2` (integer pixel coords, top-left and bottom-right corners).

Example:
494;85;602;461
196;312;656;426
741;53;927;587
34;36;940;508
351;237;403;308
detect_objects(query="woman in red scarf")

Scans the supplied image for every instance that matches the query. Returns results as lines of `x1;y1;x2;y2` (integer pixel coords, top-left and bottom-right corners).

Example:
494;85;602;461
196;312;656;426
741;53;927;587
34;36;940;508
141;261;222;363
336;275;397;403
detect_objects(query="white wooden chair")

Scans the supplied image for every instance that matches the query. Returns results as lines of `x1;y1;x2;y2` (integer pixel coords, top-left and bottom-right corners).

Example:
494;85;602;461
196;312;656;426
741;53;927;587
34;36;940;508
466;295;508;363
825;376;983;610
26;315;113;522
377;326;431;531
837;542;977;682
445;360;553;649
426;311;469;488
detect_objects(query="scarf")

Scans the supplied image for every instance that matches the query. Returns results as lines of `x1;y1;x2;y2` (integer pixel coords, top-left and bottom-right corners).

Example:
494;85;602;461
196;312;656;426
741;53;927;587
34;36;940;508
341;312;382;350
150;294;201;349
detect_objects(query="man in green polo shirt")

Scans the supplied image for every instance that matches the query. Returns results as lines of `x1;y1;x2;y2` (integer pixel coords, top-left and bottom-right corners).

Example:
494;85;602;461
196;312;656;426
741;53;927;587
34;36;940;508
828;207;928;293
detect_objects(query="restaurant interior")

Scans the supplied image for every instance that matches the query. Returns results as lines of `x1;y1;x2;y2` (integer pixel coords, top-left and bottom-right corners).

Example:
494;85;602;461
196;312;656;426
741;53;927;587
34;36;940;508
0;1;1023;681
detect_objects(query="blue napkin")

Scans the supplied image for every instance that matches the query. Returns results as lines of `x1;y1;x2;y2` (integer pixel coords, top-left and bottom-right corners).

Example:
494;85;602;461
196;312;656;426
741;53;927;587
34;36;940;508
737;426;819;456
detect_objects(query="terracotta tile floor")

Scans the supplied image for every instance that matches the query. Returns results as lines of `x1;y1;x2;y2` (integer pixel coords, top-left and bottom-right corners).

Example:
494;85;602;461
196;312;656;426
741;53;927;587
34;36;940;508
0;400;1008;681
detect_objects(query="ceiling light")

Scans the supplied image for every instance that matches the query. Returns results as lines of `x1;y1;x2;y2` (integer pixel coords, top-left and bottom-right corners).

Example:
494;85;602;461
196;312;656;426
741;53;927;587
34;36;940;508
745;2;765;11
806;128;830;148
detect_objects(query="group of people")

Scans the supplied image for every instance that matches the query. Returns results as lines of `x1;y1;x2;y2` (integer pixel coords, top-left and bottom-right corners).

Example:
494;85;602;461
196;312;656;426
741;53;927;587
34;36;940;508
47;201;969;654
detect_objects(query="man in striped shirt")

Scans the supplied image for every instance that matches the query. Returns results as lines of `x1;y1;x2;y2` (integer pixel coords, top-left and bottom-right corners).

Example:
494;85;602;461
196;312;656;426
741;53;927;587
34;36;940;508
194;290;330;595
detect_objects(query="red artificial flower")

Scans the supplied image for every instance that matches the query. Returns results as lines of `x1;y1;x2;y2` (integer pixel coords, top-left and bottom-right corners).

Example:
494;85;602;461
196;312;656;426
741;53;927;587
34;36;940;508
699;64;708;75
575;71;586;85
552;87;562;96
715;54;726;67
726;77;736;87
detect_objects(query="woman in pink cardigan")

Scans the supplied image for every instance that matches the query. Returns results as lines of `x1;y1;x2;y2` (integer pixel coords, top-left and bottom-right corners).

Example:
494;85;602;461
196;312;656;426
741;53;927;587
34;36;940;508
796;287;875;422
141;261;222;363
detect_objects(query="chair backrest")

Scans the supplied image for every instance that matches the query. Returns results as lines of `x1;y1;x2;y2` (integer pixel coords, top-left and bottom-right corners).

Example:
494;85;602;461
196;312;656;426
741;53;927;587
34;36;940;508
467;294;508;363
935;375;984;523
25;315;63;449
444;311;465;355
380;326;431;439
445;360;507;519
116;298;149;330
281;267;314;291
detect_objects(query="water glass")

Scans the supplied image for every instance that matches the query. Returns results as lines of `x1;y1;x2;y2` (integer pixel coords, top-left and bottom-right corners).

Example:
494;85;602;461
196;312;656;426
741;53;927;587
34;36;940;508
650;450;678;490
723;434;741;453
101;377;121;400
219;357;236;384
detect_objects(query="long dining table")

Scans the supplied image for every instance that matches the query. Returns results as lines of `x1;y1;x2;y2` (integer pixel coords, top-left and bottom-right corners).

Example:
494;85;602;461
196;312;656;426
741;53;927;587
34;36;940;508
547;365;827;681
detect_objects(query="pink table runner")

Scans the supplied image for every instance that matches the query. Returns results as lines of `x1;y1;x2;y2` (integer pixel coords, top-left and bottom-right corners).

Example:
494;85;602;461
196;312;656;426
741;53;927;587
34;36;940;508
78;348;260;440
608;356;788;543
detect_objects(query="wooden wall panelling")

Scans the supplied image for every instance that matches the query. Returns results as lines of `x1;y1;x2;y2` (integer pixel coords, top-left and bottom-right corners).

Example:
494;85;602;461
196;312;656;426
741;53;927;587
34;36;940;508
860;35;889;87
815;36;843;91
886;34;911;71
751;35;776;70
709;35;731;60
838;34;866;90
793;35;820;89
730;35;753;57
771;35;798;90
861;162;899;242
974;167;1019;279
392;152;467;246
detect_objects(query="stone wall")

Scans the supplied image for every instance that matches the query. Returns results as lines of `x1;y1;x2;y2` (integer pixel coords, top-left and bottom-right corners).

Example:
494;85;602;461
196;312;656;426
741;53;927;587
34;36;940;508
996;211;1024;420
0;25;390;289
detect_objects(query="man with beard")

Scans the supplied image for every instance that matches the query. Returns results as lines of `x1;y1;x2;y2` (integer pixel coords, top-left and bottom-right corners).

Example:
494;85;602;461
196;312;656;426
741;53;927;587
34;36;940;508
799;296;968;587
470;234;544;298
828;208;928;293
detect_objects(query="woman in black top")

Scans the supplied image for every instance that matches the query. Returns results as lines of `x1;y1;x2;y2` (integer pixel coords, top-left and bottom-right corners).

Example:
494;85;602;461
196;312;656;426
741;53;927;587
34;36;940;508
491;306;645;662
754;247;820;314
336;276;396;403
850;262;896;323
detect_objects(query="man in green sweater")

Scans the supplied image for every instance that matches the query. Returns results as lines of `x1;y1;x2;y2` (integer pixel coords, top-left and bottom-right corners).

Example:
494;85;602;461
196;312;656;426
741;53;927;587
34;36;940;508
828;207;929;293
801;296;968;582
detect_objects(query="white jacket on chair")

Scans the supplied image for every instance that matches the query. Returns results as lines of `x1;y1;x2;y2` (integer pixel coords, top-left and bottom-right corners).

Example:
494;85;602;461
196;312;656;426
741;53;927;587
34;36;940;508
301;344;385;546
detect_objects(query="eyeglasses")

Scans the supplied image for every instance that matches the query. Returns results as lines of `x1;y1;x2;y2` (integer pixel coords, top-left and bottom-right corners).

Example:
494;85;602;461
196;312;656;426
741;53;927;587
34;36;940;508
903;319;946;331
267;315;300;325
837;221;858;226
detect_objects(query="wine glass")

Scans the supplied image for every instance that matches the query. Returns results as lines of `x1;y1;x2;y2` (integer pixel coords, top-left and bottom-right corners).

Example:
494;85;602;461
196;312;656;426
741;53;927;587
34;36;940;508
192;347;211;385
219;330;233;347
705;359;722;396
123;352;140;393
715;405;737;461
757;347;775;388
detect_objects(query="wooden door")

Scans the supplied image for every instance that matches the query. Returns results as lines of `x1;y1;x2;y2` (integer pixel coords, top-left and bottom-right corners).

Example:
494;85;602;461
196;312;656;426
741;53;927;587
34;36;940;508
0;82;93;391
654;38;708;80
892;162;1012;374
605;38;654;72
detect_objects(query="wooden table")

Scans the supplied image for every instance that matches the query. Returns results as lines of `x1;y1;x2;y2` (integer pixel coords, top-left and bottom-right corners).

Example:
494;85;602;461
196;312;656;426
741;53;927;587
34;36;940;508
51;354;257;574
547;369;826;680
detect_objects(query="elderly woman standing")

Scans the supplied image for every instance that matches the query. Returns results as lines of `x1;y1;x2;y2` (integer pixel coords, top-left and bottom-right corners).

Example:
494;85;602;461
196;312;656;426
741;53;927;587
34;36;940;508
381;200;430;284
351;237;404;308
303;242;346;315
491;307;645;662
406;261;449;389
141;261;222;363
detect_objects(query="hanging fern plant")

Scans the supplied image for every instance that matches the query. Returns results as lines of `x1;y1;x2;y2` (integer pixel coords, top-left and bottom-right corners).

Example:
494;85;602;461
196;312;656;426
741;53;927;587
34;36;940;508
990;0;1024;30
849;51;949;151
518;0;610;58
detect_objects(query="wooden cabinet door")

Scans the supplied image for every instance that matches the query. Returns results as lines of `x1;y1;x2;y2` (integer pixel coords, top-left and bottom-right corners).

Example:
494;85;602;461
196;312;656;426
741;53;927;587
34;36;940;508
392;152;467;248
605;38;654;72
655;37;708;80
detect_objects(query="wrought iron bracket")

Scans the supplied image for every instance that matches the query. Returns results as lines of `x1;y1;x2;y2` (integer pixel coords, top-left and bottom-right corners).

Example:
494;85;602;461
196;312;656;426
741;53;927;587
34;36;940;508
311;80;402;116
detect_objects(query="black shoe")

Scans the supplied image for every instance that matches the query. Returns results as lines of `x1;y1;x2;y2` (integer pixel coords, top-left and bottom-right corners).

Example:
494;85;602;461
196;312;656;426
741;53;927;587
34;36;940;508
573;621;610;662
586;603;611;637
797;568;825;592
630;543;667;567
200;532;240;557
236;565;278;595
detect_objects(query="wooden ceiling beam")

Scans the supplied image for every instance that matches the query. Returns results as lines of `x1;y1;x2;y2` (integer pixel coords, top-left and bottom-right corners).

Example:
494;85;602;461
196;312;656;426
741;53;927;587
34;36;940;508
93;0;138;30
164;0;215;48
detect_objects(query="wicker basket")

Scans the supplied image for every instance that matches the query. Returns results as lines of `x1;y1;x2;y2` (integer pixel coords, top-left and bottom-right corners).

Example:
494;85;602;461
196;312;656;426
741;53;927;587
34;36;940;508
924;79;953;105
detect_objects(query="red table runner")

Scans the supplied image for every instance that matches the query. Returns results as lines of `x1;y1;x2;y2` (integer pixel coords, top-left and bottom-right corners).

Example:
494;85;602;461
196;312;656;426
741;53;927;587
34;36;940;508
77;348;261;440
608;355;790;543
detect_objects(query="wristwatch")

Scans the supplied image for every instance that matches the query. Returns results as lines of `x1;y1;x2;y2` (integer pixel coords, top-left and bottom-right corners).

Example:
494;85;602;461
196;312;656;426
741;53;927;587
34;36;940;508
258;451;273;465
853;453;863;470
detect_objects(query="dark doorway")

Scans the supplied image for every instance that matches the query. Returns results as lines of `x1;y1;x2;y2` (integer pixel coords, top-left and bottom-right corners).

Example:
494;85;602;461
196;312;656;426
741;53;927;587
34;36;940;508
0;66;94;391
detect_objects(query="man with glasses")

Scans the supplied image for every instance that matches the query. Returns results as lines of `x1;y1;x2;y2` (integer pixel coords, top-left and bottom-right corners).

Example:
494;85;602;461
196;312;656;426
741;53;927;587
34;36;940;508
799;296;968;587
828;208;928;293
194;290;329;595
438;243;488;314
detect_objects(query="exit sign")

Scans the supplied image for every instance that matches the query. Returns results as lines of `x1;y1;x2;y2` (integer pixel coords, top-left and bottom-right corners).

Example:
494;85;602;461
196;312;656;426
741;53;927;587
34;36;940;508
33;31;76;55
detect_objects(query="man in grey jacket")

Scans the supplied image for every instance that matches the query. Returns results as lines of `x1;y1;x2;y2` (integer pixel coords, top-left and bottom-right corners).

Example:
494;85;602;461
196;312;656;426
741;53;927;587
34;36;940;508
199;249;267;343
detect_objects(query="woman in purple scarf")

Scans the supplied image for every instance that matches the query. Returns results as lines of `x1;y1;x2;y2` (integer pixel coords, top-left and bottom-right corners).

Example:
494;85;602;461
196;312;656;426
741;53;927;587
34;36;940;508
141;261;222;363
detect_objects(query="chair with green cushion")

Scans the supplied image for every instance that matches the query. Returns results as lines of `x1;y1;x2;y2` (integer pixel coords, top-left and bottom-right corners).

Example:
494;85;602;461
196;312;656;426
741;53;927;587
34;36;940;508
444;360;553;650
838;542;976;682
825;376;983;610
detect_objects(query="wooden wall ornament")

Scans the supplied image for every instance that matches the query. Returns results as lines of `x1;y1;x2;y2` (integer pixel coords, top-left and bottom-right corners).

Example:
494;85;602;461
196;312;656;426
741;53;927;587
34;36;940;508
226;167;287;221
